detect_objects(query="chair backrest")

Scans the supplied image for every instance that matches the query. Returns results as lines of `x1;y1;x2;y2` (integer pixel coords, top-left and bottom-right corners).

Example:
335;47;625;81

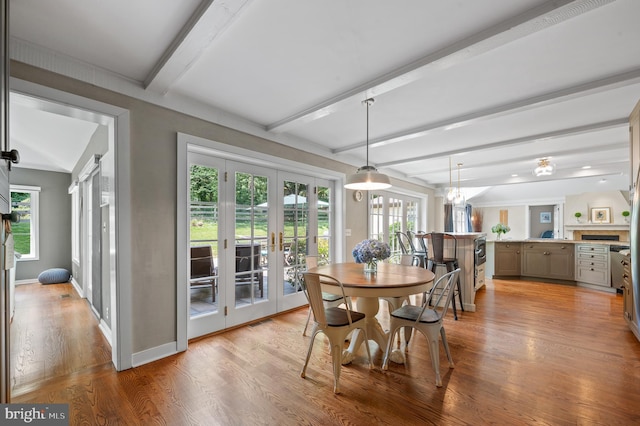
414;231;429;254
302;273;352;327
406;230;426;254
420;268;461;323
190;245;215;279
399;254;419;266
236;244;261;272
396;231;415;254
428;232;457;263
305;255;318;270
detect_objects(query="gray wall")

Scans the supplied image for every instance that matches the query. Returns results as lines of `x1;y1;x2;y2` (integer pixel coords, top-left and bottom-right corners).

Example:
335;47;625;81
11;167;72;280
530;205;554;238
11;61;433;354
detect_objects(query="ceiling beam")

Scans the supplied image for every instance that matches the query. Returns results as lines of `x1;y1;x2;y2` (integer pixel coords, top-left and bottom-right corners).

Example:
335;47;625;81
376;118;628;168
267;0;614;134
144;0;253;94
335;69;640;154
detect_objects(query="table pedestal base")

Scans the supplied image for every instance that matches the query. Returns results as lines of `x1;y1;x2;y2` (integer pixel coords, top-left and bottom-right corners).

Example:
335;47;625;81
341;296;406;365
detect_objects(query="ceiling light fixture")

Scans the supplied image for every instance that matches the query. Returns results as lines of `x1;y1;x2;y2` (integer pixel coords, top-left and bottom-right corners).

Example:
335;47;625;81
454;162;465;206
344;98;392;191
533;157;555;177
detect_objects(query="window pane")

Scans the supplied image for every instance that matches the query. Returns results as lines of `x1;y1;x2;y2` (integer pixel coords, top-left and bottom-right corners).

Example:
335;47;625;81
11;191;32;256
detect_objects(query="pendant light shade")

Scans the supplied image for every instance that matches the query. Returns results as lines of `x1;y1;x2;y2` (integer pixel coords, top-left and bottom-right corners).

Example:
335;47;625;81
344;165;391;190
344;98;392;191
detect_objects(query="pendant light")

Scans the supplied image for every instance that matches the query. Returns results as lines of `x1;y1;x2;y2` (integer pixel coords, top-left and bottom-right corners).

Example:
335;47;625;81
344;98;392;190
453;162;465;206
446;157;455;201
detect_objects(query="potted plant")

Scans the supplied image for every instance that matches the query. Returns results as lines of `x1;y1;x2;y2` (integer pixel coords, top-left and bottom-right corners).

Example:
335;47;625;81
574;212;582;223
622;210;630;223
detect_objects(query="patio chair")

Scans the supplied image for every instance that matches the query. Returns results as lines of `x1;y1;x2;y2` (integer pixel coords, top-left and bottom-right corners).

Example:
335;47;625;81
190;245;218;302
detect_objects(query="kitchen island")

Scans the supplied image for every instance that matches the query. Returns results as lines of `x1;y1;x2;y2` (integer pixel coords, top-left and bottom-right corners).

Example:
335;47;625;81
419;232;486;312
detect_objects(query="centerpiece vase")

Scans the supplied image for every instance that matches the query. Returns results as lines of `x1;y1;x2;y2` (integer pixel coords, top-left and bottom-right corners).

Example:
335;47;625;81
497;233;502;240
364;260;378;273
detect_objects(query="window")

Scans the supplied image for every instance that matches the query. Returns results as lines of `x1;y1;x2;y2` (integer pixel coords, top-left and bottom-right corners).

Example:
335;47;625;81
368;190;424;260
10;185;40;260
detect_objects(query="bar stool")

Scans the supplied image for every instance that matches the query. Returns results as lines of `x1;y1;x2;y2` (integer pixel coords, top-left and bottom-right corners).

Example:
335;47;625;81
426;232;464;320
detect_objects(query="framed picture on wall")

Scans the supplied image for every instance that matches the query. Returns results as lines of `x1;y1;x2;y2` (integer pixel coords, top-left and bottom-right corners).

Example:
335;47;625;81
591;207;611;223
540;212;551;223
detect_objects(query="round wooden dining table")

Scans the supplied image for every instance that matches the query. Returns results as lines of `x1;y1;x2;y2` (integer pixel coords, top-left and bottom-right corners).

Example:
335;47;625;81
307;262;435;365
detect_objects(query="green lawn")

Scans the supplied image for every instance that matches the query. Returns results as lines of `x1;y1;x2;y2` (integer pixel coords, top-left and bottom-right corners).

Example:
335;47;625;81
11;221;30;255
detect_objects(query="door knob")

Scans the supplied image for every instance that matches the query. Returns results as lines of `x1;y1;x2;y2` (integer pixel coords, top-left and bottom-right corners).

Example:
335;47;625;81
1;149;19;164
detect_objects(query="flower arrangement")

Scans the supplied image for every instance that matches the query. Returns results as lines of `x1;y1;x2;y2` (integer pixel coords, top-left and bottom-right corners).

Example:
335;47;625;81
352;239;391;272
491;223;510;239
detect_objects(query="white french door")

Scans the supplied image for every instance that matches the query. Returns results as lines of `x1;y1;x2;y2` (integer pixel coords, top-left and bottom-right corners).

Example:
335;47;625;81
187;152;333;338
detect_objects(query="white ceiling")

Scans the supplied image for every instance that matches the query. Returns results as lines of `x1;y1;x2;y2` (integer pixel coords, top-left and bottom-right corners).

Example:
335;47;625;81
8;0;640;201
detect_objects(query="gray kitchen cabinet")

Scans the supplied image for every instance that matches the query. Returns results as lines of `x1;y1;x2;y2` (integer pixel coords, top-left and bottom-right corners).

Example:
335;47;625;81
575;244;610;288
494;242;521;277
522;242;574;281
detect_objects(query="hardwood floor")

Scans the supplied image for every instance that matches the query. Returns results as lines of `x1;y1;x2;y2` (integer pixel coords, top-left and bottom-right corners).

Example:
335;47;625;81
10;279;640;425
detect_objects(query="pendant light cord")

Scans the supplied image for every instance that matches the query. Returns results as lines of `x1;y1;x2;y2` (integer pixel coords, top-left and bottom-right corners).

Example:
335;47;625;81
364;98;374;167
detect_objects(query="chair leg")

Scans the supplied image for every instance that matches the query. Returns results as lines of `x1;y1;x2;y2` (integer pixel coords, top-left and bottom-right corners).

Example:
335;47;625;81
440;327;455;368
456;277;464;312
300;331;319;379
382;325;400;370
427;334;442;387
331;342;343;394
302;306;312;336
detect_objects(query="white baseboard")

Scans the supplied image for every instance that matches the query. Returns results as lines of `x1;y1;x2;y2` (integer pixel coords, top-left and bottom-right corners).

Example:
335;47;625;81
70;277;84;297
98;319;112;346
131;341;181;367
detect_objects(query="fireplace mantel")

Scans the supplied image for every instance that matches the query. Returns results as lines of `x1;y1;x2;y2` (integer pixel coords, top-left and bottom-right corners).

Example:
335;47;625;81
565;224;629;230
565;224;629;242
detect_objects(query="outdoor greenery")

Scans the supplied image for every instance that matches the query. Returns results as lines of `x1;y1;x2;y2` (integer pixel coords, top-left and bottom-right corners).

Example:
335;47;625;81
11;191;31;255
189;165;331;263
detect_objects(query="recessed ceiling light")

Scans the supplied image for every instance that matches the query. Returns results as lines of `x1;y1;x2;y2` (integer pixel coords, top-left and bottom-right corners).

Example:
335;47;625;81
582;165;591;169
599;179;607;183
511;174;518;177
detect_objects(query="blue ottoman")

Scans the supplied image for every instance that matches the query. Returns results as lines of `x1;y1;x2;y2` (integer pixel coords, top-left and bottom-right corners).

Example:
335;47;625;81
38;268;71;284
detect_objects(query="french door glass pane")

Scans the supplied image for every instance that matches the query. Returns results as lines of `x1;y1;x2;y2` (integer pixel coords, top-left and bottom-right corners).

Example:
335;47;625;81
189;165;219;317
235;172;268;307
317;185;331;265
283;181;308;296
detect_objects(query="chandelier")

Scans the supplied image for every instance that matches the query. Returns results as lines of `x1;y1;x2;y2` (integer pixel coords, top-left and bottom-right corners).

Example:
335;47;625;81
344;98;392;191
533;158;555;177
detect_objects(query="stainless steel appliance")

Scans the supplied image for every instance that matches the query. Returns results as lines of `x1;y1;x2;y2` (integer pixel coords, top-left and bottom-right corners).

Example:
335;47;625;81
474;236;486;290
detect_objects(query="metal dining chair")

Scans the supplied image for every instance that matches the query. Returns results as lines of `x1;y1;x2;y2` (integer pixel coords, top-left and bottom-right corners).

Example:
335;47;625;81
382;268;461;387
301;256;348;336
300;272;371;394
